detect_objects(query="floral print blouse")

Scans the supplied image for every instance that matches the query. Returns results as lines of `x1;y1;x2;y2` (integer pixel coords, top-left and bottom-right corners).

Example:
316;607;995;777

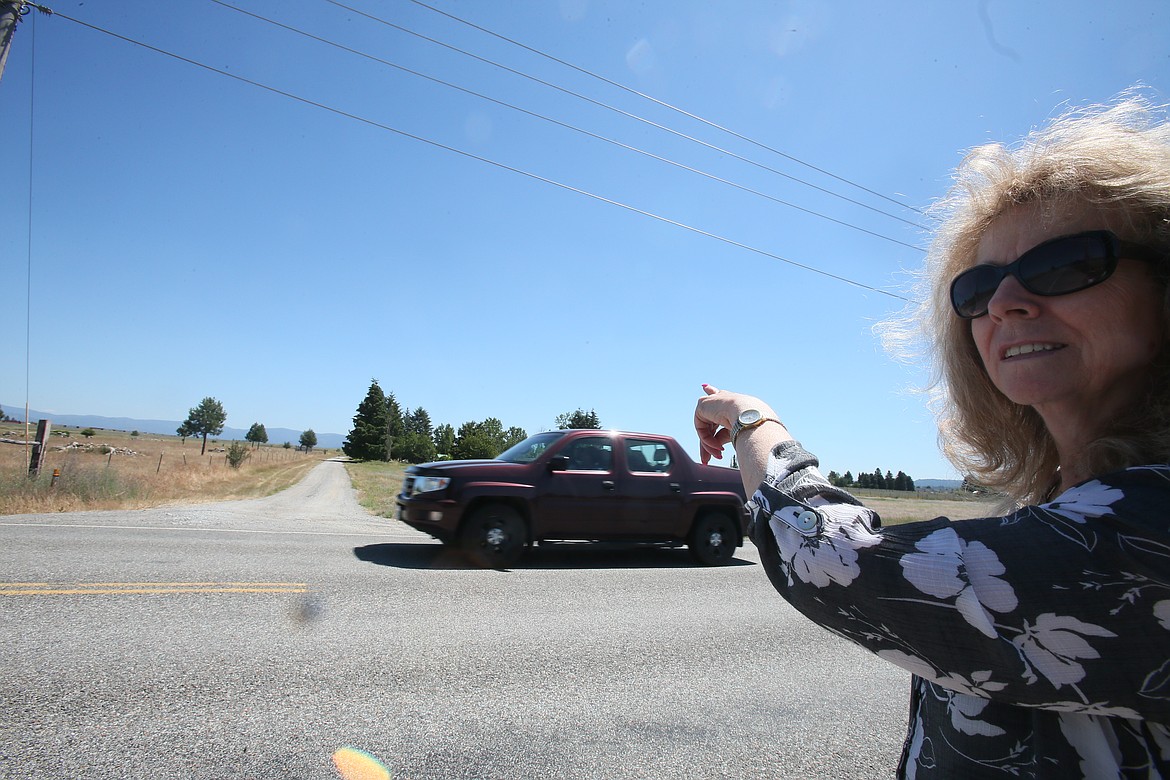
749;440;1170;778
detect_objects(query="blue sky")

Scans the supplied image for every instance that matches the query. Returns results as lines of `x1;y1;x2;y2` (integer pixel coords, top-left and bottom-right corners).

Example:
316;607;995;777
1;0;1167;479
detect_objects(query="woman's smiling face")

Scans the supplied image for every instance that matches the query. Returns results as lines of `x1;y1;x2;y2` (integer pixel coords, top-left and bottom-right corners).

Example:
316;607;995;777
970;202;1166;433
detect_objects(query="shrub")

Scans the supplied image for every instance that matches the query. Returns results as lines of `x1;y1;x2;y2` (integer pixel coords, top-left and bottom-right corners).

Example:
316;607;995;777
81;428;96;438
226;441;250;469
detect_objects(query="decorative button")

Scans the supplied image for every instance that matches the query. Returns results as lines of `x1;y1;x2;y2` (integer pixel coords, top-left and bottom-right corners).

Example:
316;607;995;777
795;510;819;533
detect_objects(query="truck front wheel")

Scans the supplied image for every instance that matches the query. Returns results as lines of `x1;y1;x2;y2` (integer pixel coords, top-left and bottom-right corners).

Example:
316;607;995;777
460;504;527;569
689;511;738;566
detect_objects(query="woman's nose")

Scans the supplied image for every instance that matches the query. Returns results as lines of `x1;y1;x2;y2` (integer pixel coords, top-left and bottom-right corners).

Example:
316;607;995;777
985;274;1041;320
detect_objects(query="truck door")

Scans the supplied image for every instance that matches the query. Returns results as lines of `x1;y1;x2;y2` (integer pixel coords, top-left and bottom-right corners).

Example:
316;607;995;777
614;437;687;537
536;435;624;538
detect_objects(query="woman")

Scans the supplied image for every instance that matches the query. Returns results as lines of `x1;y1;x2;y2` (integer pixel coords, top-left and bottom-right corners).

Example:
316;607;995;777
695;96;1170;777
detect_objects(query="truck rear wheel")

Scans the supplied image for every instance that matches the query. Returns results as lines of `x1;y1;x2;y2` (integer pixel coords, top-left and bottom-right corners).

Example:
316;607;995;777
689;511;738;566
460;504;527;569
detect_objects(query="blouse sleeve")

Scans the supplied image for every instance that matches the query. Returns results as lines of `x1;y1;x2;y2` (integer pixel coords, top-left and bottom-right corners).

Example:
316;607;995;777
750;440;1170;721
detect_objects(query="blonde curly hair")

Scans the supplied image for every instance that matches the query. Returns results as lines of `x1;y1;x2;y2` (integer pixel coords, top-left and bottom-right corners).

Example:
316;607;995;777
892;93;1170;504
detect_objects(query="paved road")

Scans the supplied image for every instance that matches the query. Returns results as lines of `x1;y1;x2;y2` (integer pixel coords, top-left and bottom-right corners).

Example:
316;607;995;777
0;460;908;779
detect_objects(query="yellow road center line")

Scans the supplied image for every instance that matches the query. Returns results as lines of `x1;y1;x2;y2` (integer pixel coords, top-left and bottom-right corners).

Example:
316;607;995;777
0;588;308;595
0;582;308;596
82;582;307;587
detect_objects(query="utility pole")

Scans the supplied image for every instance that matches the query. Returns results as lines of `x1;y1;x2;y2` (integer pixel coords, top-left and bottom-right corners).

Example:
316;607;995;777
0;1;26;84
0;0;45;85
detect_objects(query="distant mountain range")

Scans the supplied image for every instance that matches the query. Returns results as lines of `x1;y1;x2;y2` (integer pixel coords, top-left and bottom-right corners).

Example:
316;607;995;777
914;479;964;490
0;404;346;450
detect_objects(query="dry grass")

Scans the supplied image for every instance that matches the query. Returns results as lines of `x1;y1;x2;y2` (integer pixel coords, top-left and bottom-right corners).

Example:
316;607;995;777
0;423;330;515
343;459;409;517
858;492;1002;525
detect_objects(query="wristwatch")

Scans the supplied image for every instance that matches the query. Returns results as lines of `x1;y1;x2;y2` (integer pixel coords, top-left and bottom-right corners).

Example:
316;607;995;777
730;409;782;446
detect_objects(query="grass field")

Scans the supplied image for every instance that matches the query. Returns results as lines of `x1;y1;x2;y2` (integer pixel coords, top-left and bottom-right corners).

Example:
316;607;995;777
344;459;409;517
0;423;329;515
855;492;1000;524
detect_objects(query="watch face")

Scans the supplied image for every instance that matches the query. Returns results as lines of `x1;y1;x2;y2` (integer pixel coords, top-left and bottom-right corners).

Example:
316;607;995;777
738;409;762;426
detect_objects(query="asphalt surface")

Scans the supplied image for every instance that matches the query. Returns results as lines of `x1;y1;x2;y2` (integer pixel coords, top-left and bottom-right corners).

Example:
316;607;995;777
0;460;908;779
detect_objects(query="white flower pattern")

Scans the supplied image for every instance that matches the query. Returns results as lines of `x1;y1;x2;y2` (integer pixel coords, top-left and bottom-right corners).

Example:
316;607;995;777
898;528;1018;639
768;505;880;589
1156;600;1170;631
1044;480;1124;519
750;442;1170;778
1012;613;1117;688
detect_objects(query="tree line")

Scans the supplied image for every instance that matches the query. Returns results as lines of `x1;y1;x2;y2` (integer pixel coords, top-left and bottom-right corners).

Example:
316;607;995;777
343;379;601;463
177;396;316;457
826;468;916;492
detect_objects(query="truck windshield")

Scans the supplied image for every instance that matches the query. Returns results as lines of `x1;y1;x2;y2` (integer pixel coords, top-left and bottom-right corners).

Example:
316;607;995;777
497;431;567;463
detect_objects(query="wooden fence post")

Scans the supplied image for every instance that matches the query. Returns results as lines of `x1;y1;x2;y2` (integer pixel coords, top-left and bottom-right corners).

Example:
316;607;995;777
27;419;51;476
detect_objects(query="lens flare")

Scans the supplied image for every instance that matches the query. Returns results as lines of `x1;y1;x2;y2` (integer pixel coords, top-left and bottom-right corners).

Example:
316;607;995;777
332;747;391;780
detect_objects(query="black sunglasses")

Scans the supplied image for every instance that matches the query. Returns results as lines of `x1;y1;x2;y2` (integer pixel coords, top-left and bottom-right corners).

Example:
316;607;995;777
949;230;1164;319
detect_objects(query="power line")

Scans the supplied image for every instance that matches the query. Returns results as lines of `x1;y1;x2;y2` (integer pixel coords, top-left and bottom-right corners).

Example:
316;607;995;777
25;5;910;302
405;0;925;216
209;0;922;252
324;0;927;234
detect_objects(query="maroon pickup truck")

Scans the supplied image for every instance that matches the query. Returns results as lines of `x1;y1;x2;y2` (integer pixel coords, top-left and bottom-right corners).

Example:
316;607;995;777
395;429;749;568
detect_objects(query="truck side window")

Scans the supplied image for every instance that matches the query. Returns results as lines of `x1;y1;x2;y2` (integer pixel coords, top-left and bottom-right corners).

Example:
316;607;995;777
562;439;613;472
626;440;671;473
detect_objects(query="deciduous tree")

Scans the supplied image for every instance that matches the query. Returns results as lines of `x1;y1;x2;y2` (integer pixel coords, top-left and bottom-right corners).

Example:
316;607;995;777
555;408;601;429
432;423;455;457
449;419;528;459
502;426;527;450
299;429;317;452
451;431;497;460
399;432;437;464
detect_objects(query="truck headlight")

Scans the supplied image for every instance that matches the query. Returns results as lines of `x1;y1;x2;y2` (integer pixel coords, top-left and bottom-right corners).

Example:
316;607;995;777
411;476;451;495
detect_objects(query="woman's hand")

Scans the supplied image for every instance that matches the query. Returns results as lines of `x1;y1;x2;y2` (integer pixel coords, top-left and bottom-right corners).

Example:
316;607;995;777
694;384;777;464
695;385;790;495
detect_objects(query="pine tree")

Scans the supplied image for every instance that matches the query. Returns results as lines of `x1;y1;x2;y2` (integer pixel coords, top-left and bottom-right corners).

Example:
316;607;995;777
245;422;268;449
181;397;227;456
343;379;391;461
386;392;405;443
405;407;433;439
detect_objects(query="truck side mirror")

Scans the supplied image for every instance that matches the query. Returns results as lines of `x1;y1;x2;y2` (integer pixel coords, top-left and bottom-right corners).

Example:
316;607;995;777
548;455;570;472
